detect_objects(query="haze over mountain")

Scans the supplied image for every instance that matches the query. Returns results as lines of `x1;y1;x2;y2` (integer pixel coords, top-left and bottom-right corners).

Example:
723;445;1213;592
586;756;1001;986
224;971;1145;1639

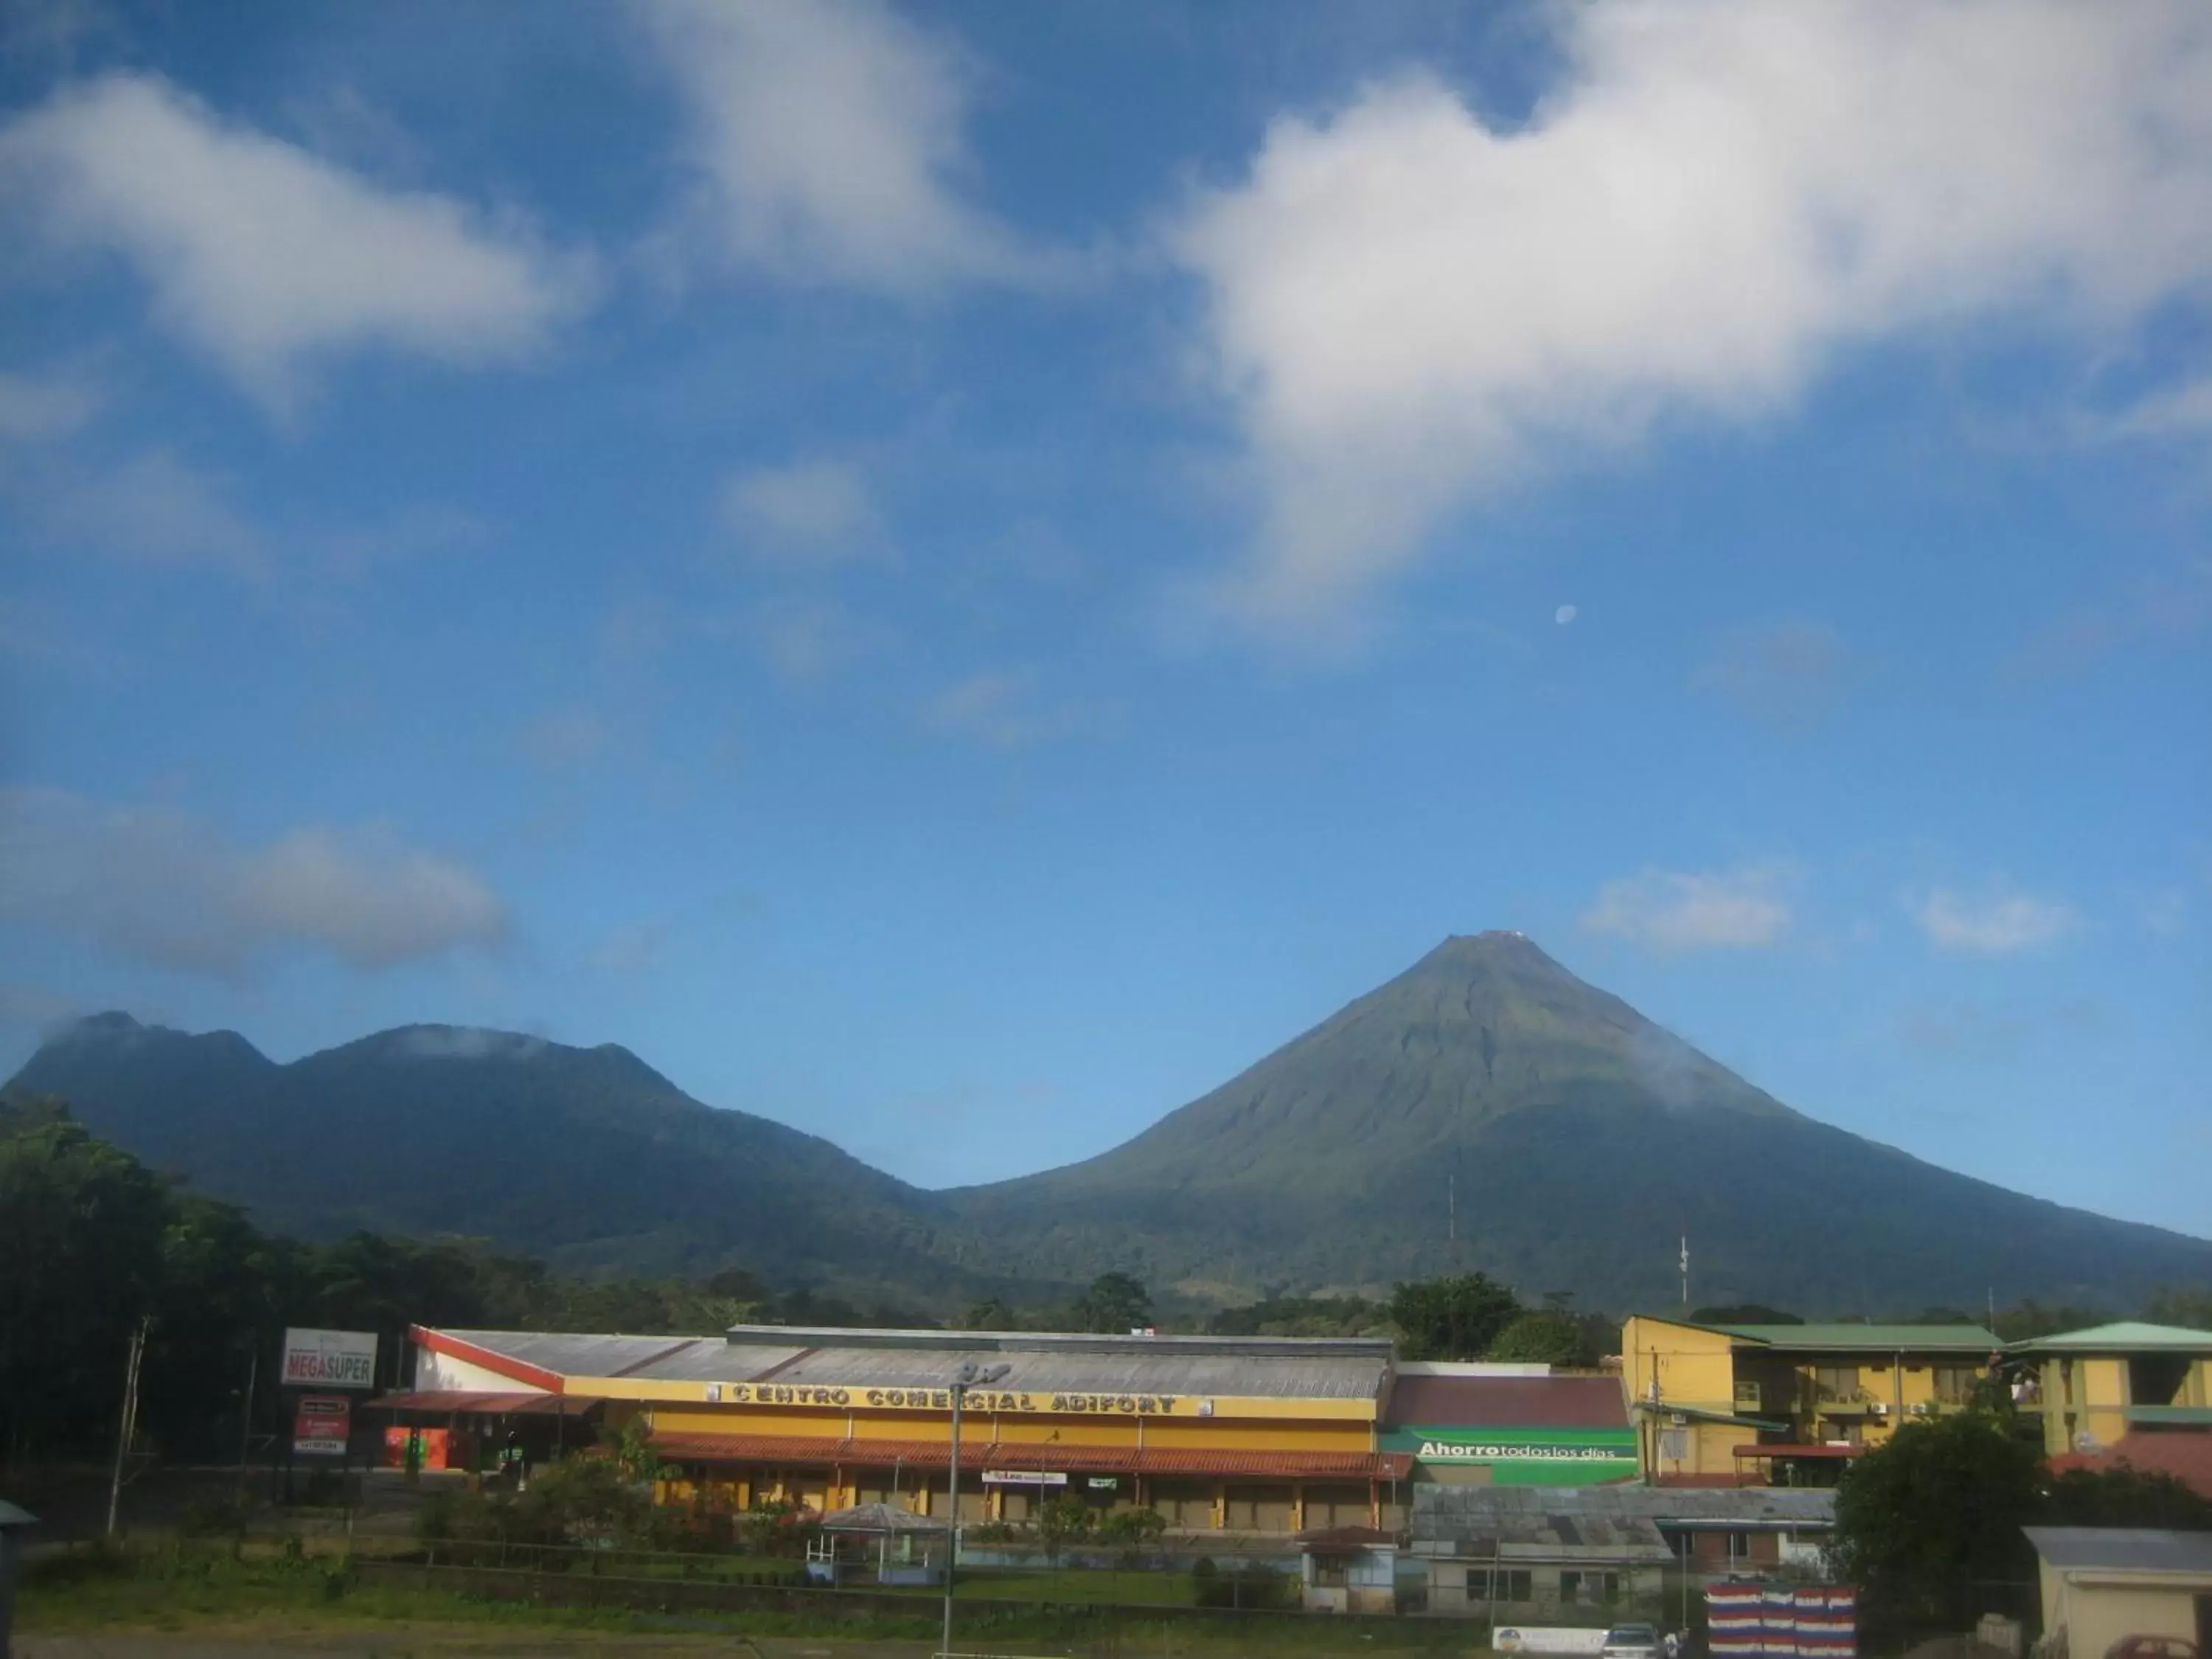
12;935;2210;1315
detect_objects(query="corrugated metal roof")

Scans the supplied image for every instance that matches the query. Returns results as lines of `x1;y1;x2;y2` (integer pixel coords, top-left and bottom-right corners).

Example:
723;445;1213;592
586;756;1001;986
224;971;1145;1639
648;1430;1411;1481
1414;1483;1834;1540
726;1342;1385;1399
1719;1324;2000;1352
2024;1526;2212;1573
1387;1375;1627;1431
424;1326;1390;1401
2010;1322;2212;1354
437;1329;721;1377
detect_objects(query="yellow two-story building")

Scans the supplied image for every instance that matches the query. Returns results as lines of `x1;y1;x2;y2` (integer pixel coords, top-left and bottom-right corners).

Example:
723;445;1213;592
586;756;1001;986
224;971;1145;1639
2010;1321;2212;1459
1619;1316;2000;1484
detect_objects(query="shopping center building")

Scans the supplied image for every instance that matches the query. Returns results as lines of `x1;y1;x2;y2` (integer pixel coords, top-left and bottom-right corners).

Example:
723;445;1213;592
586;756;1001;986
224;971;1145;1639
383;1324;1413;1532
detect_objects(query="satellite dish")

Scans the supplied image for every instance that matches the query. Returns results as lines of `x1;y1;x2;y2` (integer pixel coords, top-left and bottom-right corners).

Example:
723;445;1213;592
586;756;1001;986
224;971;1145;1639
2073;1432;2102;1455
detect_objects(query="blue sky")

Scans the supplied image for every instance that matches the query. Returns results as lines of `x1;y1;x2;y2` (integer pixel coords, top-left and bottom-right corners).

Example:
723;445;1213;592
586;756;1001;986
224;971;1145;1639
1;0;2207;1242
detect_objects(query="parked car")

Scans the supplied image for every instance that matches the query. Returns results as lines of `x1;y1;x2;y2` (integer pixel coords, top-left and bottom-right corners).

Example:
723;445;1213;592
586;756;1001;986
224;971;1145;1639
1604;1624;1666;1659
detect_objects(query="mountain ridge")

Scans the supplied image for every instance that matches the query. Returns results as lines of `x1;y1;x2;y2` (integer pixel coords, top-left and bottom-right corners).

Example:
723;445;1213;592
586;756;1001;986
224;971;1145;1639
11;935;2209;1313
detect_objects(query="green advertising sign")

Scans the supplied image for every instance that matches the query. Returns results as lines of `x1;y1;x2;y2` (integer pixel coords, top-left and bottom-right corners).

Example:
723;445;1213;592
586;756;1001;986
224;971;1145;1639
1382;1425;1639;1486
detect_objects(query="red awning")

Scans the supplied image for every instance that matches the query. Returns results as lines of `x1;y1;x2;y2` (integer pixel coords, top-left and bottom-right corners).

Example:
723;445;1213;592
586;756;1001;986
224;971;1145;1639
649;1431;1411;1481
371;1390;602;1416
1732;1442;1860;1459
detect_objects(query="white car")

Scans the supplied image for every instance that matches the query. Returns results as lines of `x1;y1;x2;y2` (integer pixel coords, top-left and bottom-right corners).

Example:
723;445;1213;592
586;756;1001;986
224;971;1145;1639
1603;1624;1666;1659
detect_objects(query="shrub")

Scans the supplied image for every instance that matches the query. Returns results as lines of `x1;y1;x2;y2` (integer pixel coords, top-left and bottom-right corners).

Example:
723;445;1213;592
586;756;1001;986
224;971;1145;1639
1097;1506;1166;1546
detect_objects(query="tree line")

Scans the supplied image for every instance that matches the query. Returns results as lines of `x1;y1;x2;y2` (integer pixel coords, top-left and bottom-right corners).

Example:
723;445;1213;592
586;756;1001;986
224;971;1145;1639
0;1096;935;1467
10;1090;2205;1470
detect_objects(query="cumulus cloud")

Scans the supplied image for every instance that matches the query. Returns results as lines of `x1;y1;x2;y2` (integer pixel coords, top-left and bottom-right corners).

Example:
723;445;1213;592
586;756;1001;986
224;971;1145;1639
638;0;1045;296
1173;1;2212;632
921;669;1117;749
0;74;591;409
15;446;262;571
1914;886;2076;954
718;458;885;560
0;785;508;976
1581;864;1795;953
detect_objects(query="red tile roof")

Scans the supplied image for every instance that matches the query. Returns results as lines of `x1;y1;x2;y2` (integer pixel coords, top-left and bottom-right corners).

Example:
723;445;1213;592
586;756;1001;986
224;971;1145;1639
1385;1375;1628;1431
649;1430;1410;1481
2047;1433;2212;1498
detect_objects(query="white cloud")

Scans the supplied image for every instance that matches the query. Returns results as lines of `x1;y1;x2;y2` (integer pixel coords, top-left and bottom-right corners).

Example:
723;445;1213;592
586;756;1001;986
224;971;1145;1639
1173;1;2212;632
394;1026;549;1061
0;785;508;976
719;458;884;560
638;0;1043;296
921;668;1116;749
0;74;591;409
1581;864;1795;953
15;446;262;571
1914;887;2076;954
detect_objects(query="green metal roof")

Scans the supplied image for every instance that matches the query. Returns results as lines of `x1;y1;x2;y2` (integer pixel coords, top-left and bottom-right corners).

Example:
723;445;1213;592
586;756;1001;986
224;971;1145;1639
1718;1323;2000;1352
2008;1321;2212;1354
0;1498;35;1527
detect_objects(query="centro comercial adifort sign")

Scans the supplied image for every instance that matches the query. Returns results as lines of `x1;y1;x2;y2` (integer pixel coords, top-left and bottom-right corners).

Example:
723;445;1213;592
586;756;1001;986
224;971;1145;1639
1381;1425;1639;1485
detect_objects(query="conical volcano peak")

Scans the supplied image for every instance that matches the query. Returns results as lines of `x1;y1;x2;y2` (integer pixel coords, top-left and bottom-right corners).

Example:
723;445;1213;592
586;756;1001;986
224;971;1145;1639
1417;931;1570;975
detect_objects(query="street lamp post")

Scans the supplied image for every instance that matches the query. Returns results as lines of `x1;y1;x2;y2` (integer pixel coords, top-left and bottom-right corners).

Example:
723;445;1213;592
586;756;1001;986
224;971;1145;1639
941;1359;1010;1659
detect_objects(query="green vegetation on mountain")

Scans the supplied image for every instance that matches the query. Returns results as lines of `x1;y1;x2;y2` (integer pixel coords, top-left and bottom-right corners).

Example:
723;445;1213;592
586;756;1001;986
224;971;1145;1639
947;933;2212;1310
0;1096;939;1461
6;1012;1032;1307
12;933;2212;1316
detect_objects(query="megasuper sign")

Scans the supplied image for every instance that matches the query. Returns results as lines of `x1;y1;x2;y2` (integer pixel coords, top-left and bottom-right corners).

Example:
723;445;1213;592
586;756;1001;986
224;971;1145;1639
281;1329;378;1390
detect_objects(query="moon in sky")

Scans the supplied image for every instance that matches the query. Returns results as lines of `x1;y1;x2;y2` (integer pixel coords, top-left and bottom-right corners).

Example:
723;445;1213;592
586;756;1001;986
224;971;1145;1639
1555;604;1578;625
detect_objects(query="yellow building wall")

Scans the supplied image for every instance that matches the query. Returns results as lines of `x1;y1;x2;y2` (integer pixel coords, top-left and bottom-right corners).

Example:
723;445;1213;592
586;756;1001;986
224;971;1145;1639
642;1402;1371;1458
2036;1352;2212;1453
1621;1318;1738;1412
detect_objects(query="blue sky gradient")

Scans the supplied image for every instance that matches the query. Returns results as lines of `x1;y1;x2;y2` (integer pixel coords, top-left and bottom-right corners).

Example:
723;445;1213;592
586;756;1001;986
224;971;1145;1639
1;0;2206;1239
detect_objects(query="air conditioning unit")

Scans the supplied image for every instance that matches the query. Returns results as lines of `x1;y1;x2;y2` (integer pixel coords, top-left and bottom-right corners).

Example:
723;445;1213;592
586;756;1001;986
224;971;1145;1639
1870;1402;1888;1416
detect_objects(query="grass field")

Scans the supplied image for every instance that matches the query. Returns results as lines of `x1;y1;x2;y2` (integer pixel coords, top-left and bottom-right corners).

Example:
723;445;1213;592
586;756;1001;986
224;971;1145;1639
15;1544;1492;1657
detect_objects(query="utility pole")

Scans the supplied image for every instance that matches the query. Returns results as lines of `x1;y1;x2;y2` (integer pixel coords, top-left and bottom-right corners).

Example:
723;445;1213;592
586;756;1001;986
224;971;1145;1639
1679;1236;1690;1307
940;1359;1009;1659
235;1338;257;1496
106;1316;149;1539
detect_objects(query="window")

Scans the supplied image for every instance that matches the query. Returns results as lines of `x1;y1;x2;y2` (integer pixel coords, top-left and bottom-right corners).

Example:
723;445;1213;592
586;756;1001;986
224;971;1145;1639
1561;1571;1621;1602
1481;1568;1534;1603
1815;1365;1858;1401
1728;1532;1753;1563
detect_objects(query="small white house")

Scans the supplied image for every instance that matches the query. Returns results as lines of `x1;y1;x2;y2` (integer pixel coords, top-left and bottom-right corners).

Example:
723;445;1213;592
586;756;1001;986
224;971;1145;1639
2024;1527;2212;1659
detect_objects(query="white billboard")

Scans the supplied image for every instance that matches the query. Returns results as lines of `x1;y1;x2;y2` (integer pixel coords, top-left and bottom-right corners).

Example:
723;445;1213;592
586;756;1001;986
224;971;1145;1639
281;1328;378;1390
